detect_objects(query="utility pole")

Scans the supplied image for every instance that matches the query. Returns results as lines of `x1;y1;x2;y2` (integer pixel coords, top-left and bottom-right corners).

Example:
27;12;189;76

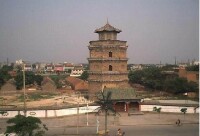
86;102;89;126
77;102;79;134
23;62;26;116
175;56;177;65
96;115;99;133
76;92;80;135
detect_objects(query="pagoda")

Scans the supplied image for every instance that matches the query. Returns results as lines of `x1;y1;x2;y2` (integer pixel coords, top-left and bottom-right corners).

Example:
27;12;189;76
88;22;130;94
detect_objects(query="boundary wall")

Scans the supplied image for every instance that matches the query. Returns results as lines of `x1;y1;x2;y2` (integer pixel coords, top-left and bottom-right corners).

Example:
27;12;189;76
0;106;99;118
140;104;199;113
0;104;199;118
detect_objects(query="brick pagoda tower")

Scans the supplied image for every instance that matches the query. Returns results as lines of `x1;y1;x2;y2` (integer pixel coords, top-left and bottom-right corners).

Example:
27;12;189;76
88;22;130;94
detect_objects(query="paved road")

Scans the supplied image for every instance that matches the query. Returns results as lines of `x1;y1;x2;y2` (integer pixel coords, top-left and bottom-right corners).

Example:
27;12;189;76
45;124;199;136
0;113;198;136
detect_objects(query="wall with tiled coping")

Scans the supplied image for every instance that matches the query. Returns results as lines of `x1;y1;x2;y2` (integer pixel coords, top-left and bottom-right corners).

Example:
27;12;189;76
0;105;198;118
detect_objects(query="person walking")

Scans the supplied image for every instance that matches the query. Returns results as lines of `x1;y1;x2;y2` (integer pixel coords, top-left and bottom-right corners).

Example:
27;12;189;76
117;128;122;136
176;119;181;126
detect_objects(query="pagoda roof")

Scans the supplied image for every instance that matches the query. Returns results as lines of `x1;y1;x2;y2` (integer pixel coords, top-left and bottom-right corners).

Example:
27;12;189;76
95;23;121;33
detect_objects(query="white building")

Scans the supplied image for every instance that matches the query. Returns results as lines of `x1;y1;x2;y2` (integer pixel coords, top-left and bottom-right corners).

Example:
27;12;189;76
70;65;84;77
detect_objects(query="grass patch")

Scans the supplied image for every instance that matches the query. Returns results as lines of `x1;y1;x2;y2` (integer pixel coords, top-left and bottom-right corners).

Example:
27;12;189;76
18;92;57;102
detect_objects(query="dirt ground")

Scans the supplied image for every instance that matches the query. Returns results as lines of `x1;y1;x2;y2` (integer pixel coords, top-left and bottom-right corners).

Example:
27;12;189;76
0;90;92;109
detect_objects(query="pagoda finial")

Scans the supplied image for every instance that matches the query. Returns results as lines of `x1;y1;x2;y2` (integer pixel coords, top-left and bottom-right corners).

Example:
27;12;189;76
107;17;109;24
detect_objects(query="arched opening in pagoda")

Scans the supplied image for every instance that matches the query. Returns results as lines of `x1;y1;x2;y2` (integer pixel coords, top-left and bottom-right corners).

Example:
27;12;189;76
109;65;112;71
109;51;112;58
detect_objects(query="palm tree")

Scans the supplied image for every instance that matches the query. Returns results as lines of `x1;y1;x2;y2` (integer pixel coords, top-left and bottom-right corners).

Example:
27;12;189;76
95;90;118;135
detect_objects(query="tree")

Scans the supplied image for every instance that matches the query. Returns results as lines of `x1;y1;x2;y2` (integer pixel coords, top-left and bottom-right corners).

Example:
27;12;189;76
15;71;35;90
34;75;43;86
129;67;166;90
79;70;89;80
6;114;48;136
15;71;43;90
0;111;7;115
49;75;63;89
95;91;118;135
186;65;199;71
153;107;162;118
164;77;198;94
180;108;187;120
0;77;5;89
128;70;144;84
142;67;165;90
0;65;13;82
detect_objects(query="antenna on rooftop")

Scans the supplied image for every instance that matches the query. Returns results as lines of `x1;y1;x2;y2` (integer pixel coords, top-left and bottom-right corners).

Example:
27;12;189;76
106;17;109;24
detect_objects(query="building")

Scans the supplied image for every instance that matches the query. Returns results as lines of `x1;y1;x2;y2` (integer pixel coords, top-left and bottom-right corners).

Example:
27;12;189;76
179;68;199;83
45;64;54;73
24;64;32;71
70;64;84;77
54;64;64;73
0;79;17;93
41;77;57;92
100;88;141;112
66;76;88;92
130;64;143;71
88;22;130;94
63;63;74;73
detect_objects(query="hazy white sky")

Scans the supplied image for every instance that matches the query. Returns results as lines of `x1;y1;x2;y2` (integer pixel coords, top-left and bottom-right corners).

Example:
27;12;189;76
0;0;198;64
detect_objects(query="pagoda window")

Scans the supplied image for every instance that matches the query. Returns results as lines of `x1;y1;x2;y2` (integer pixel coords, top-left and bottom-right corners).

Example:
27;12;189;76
109;65;112;71
109;51;112;58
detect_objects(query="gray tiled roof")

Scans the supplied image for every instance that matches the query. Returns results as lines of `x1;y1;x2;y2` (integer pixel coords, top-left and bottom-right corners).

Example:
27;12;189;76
98;88;140;100
95;23;121;33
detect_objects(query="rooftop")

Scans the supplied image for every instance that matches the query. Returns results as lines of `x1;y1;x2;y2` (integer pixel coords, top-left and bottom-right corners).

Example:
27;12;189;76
97;88;141;101
95;22;121;33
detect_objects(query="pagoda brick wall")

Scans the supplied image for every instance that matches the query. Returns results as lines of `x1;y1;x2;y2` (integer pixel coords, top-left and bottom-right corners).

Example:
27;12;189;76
89;61;127;72
90;50;126;58
88;81;130;93
88;74;128;82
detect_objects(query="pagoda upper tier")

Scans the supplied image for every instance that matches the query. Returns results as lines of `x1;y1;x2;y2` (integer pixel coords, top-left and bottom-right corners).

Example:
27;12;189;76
95;23;121;40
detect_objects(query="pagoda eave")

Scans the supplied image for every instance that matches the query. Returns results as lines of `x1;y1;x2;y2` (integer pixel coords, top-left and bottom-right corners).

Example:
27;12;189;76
88;79;129;82
88;71;129;75
88;58;128;61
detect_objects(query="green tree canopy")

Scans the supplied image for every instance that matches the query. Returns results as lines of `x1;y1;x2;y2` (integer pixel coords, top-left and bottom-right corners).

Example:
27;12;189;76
186;65;199;71
79;70;89;80
129;67;165;90
49;75;67;89
164;77;198;94
0;65;13;81
34;75;43;86
15;71;43;90
128;70;144;84
0;65;13;88
129;66;198;94
6;114;48;136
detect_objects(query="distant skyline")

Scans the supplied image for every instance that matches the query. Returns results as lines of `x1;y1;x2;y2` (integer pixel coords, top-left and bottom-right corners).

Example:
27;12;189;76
0;0;199;64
